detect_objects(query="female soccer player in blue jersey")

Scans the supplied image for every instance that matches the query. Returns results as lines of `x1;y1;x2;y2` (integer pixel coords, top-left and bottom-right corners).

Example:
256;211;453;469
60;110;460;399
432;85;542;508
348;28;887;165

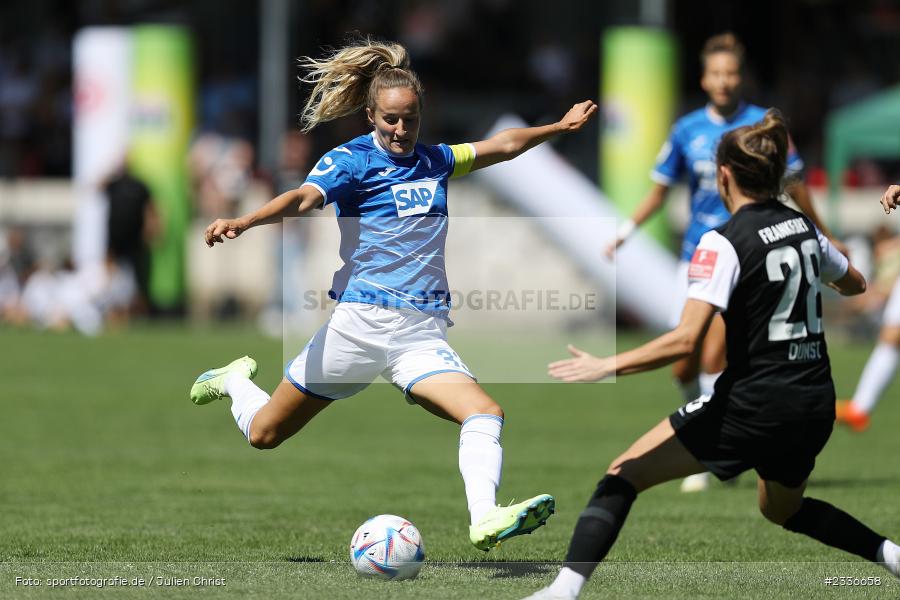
189;38;597;551
604;33;843;492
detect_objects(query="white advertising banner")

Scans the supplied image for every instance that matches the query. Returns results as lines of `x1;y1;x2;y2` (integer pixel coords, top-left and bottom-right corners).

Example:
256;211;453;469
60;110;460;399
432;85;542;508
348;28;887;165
72;27;131;269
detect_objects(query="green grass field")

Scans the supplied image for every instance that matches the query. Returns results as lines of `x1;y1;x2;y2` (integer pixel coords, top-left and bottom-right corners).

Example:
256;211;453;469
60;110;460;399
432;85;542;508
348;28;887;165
1;325;897;599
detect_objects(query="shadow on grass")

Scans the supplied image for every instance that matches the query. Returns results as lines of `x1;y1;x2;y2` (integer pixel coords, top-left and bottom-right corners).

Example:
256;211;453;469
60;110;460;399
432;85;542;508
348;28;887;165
434;561;556;578
806;476;898;489
709;475;898;490
282;558;554;579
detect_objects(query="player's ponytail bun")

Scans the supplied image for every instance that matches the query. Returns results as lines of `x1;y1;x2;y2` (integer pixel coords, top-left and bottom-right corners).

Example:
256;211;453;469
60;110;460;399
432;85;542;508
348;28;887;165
716;109;789;199
299;37;423;132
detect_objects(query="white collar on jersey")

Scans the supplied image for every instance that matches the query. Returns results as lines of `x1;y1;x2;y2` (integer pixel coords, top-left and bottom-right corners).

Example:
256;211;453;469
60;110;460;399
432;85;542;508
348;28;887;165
370;131;415;158
705;101;747;125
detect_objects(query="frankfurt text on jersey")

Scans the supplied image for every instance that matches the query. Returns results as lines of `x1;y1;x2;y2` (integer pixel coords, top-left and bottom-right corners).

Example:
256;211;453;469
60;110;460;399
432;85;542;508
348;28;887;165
757;217;809;244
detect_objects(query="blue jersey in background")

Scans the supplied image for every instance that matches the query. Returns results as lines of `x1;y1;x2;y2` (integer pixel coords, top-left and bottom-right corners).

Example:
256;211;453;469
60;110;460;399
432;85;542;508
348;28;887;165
651;103;804;261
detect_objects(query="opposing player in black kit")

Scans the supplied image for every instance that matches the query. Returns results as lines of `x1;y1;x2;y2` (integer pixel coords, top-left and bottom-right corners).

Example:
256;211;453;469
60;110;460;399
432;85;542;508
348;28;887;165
524;110;899;600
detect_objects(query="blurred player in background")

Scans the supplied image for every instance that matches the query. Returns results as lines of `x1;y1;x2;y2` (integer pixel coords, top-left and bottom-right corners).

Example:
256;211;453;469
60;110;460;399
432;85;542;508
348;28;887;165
605;33;843;492
104;160;160;313
528;111;897;600
838;183;900;430
189;38;598;551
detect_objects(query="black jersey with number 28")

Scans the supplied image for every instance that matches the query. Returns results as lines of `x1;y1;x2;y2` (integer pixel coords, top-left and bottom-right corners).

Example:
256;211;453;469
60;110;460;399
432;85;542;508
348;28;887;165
686;199;849;422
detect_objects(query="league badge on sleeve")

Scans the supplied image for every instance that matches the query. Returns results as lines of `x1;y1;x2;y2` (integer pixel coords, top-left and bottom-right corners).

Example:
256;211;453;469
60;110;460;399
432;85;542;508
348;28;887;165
688;249;718;280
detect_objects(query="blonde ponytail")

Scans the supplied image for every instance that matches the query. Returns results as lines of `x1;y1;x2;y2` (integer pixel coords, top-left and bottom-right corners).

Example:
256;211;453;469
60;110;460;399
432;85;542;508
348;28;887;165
298;38;423;132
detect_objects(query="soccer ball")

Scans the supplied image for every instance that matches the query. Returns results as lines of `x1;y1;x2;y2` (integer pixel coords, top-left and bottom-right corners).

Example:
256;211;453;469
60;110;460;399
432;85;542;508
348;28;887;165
349;514;425;580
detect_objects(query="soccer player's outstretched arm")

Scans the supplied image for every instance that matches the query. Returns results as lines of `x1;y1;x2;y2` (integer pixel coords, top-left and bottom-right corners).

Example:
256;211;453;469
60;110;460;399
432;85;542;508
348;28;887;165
829;266;866;296
465;100;597;172
603;183;670;259
814;229;866;296
604;120;686;259
204;185;324;247
548;300;717;382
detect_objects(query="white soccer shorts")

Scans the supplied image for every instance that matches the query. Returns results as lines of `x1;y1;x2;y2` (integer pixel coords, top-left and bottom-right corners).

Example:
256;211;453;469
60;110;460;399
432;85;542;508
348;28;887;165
285;302;475;401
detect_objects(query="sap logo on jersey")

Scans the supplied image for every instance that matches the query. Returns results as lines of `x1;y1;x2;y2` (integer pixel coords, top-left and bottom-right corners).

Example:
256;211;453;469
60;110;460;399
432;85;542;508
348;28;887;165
391;180;439;217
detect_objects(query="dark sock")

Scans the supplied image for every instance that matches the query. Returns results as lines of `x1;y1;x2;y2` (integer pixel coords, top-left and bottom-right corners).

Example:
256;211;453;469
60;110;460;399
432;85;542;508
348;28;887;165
783;497;886;562
563;474;638;578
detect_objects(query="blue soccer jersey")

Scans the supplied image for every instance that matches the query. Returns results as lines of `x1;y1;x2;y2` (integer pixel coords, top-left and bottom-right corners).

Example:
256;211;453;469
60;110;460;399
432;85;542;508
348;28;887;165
651;103;804;261
302;132;475;319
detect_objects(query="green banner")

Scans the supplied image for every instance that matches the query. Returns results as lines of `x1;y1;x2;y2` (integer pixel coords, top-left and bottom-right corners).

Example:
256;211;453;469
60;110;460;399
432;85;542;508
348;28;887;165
129;26;194;310
601;27;677;248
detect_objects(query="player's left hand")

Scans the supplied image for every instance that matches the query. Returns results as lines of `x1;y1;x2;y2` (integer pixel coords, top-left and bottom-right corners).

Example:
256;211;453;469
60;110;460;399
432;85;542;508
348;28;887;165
604;237;625;260
558;101;598;132
548;344;614;382
204;217;246;247
880;184;900;214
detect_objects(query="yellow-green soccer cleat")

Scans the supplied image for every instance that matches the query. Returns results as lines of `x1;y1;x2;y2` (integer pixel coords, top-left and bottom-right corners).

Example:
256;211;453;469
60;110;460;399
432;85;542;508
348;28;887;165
469;494;555;551
190;356;258;405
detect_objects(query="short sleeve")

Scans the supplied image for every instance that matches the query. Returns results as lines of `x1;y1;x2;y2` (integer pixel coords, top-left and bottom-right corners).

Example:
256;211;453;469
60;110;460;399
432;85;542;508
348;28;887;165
301;147;357;207
650;125;685;185
686;231;741;311
816;228;849;283
428;143;454;180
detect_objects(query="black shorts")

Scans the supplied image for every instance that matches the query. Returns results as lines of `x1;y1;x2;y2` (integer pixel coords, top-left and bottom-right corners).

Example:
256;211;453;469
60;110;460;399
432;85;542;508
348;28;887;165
669;395;833;488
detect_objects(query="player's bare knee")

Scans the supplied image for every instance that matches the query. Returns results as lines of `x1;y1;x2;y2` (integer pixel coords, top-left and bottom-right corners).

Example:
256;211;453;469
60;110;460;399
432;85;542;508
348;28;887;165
248;427;283;450
458;394;503;419
672;361;698;384
700;354;726;375
606;455;629;478
759;500;797;525
880;325;900;346
480;402;504;419
606;462;644;492
759;503;784;524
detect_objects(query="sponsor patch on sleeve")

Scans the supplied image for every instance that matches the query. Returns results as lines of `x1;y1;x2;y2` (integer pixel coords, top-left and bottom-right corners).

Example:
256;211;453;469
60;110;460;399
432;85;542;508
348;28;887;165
688;249;718;280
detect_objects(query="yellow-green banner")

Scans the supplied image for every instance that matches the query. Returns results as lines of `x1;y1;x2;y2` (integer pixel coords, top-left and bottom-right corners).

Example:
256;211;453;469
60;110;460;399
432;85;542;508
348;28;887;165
129;25;194;310
601;27;677;248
